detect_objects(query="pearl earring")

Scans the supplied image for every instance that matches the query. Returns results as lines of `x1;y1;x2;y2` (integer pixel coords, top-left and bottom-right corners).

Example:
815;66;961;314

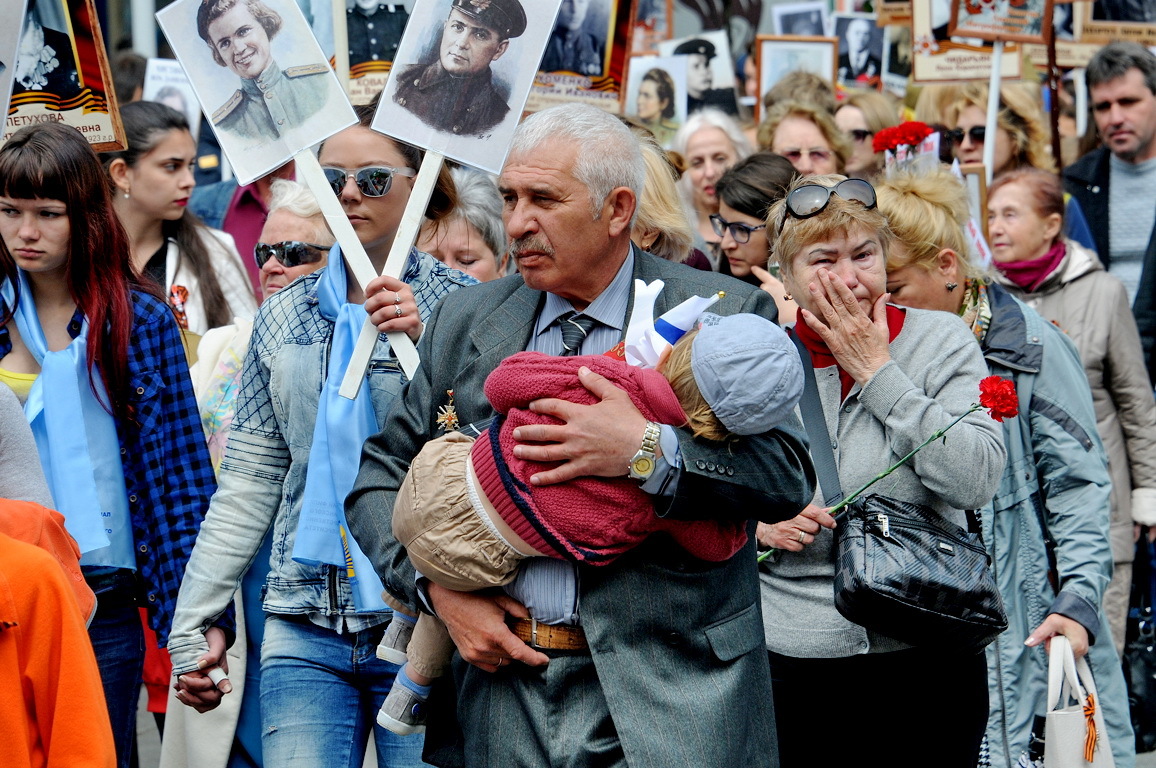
945;282;958;292
123;190;131;199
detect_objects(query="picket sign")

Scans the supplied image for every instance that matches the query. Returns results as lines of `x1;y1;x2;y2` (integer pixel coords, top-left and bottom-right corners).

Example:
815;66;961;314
292;148;423;389
335;149;446;399
983;41;1005;186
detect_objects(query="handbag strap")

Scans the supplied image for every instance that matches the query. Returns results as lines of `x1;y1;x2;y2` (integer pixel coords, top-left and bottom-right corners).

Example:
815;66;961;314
788;329;844;508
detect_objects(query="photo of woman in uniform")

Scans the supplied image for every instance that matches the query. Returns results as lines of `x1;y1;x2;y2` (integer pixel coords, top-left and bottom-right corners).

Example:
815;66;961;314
634;67;680;147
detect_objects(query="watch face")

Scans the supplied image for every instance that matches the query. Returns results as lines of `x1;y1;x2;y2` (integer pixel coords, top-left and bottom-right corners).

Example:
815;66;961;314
631;456;655;476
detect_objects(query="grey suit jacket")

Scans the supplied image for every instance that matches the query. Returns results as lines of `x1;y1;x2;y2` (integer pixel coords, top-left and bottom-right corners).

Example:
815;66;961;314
346;249;814;768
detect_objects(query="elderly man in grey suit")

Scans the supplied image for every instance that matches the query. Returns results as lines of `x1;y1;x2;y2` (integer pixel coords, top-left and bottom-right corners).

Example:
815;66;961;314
346;103;813;768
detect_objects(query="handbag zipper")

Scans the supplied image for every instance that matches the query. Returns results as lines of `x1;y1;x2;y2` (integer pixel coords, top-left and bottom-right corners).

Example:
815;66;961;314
870;513;989;557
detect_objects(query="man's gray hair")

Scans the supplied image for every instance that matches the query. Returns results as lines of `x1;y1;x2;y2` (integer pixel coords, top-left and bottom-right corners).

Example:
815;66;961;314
267;179;333;245
450;167;507;264
508;103;645;221
1086;41;1156;95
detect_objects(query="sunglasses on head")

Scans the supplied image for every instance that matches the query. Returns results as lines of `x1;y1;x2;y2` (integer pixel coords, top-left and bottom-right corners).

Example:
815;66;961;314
709;213;766;244
321;165;417;197
784;178;877;221
255;241;330;269
945;126;985;145
848;129;873;143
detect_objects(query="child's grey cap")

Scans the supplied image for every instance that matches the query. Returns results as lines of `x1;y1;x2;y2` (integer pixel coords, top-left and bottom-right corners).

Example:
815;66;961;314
691;313;804;436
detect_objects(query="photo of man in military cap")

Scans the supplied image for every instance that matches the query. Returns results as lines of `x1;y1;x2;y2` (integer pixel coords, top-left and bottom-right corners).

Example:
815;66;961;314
670;36;739;116
392;0;526;137
540;0;606;77
197;0;334;141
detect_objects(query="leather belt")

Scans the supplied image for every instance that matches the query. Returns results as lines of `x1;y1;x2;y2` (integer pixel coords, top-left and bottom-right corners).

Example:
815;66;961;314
509;617;588;651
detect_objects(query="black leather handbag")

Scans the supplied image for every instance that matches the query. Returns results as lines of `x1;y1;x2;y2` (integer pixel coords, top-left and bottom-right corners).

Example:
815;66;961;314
789;331;1008;653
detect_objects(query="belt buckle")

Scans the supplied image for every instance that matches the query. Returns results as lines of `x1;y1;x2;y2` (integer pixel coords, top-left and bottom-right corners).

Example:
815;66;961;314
530;616;540;649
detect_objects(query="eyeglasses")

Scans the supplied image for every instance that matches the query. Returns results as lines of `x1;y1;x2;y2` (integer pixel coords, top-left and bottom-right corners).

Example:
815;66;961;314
945;126;985;146
778;148;833;165
709;213;767;244
848;129;873;144
255;241;330;268
321;165;416;197
785;178;877;220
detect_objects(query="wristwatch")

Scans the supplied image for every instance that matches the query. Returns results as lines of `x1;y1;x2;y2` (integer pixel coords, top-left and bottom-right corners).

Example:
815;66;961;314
628;421;662;481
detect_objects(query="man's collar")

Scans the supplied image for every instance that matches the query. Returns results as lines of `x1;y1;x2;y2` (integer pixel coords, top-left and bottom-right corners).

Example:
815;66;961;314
535;249;634;336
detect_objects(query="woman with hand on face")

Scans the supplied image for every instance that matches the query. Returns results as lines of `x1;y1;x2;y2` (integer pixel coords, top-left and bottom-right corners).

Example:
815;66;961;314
673;108;752;268
758;174;1005;768
758;100;850;178
712;151;798;320
877;167;1138;768
634;68;680;148
0;122;216;768
417;167;508;283
988;167;1156;654
103;101;257;336
166;100;476;768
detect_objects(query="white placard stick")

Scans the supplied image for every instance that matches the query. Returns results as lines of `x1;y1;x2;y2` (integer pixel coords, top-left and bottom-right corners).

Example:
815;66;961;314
983;41;1004;186
337;149;446;399
293;149;420;385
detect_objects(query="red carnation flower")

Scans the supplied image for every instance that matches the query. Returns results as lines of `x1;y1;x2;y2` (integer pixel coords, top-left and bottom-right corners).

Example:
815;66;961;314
978;376;1019;422
872;121;935;154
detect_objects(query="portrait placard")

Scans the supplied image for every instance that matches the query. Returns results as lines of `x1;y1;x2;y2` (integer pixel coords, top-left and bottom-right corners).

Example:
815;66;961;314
949;0;1054;44
142;58;202;141
342;0;411;104
624;54;686;148
658;29;742;119
1074;1;1156;46
0;0;29;123
755;35;836;119
833;12;883;90
630;0;672;55
529;0;630;116
912;0;1021;83
771;2;829;37
877;1;912;27
882;23;912;97
157;0;356;186
4;0;124;150
376;0;561;175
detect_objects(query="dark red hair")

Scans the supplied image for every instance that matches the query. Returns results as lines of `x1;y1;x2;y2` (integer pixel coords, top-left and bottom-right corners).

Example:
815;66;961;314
0;122;159;420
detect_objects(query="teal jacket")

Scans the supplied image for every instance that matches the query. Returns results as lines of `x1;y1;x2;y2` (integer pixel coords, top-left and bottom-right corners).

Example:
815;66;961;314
980;284;1134;767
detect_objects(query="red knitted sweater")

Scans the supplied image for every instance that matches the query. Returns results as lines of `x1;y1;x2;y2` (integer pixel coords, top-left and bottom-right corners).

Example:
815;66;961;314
469;351;749;564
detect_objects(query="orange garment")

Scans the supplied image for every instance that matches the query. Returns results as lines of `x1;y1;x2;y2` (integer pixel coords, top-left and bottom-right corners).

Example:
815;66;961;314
0;531;116;768
140;607;172;712
0;500;95;623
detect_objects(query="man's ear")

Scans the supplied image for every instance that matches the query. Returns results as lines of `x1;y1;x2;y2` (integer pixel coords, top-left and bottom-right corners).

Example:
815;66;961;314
490;40;510;63
107;158;131;195
604;187;636;238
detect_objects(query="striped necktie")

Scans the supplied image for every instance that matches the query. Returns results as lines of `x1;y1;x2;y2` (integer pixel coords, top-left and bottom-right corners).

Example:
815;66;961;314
558;311;598;356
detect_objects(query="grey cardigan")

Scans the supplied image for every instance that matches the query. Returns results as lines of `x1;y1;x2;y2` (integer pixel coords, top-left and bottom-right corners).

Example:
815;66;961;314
761;308;1006;658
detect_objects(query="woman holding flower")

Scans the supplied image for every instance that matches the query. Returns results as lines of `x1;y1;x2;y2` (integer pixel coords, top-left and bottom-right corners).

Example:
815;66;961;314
758;174;1006;767
877;167;1135;768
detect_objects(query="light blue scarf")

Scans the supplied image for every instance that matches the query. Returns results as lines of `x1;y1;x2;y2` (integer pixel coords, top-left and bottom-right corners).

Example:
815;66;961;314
3;271;133;565
292;248;388;613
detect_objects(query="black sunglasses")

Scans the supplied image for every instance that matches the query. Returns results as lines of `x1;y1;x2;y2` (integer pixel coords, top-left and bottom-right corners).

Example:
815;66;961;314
709;213;766;244
848;129;873;143
321;165;416;197
785;178;877;220
945;126;985;146
255;241;330;268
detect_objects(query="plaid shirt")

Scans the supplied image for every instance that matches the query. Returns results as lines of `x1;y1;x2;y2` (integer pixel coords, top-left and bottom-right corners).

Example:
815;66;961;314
0;290;216;647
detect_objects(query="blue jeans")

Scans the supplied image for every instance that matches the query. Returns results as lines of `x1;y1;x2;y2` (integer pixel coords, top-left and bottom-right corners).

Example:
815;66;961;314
260;613;428;767
86;569;145;768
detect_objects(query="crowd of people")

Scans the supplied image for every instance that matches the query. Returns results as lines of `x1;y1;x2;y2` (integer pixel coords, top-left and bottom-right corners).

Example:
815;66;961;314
2;18;1156;768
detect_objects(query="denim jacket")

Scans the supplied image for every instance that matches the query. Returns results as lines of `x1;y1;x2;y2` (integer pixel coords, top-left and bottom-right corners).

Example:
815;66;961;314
168;249;474;674
0;289;217;647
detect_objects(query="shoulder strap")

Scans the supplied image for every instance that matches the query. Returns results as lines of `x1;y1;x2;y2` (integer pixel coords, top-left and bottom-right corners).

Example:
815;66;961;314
789;329;844;507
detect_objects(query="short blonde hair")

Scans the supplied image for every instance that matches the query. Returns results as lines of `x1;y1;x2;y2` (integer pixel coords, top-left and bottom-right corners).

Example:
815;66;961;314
945;81;1055;173
874;168;986;280
840;89;901;135
633;136;694;261
662;328;731;442
757;100;852;173
767;174;893;275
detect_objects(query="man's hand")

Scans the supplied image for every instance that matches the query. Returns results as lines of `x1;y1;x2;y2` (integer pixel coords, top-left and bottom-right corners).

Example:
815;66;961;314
173;626;232;713
428;584;550;672
365;275;423;342
511;366;649;486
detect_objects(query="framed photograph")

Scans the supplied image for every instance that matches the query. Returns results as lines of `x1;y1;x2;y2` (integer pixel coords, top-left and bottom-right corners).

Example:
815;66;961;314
658;29;741;118
4;0;125;150
156;0;356;185
832;12;882;90
630;0;672;55
755;35;837;118
377;0;561;175
949;0;1054;44
0;0;29;123
912;0;1021;83
771;1;828;37
1074;1;1156;46
624;54;686;148
539;0;615;77
882;24;911;97
877;1;912;26
142;58;202;142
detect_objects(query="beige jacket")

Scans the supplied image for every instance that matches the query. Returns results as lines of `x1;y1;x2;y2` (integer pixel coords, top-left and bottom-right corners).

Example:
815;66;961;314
998;239;1156;562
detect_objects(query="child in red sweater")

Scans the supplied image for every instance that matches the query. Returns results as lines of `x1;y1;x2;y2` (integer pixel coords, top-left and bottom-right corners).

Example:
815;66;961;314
376;312;803;735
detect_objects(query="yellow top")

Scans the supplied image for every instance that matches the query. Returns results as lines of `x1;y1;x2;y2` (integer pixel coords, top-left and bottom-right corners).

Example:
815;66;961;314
0;367;37;402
